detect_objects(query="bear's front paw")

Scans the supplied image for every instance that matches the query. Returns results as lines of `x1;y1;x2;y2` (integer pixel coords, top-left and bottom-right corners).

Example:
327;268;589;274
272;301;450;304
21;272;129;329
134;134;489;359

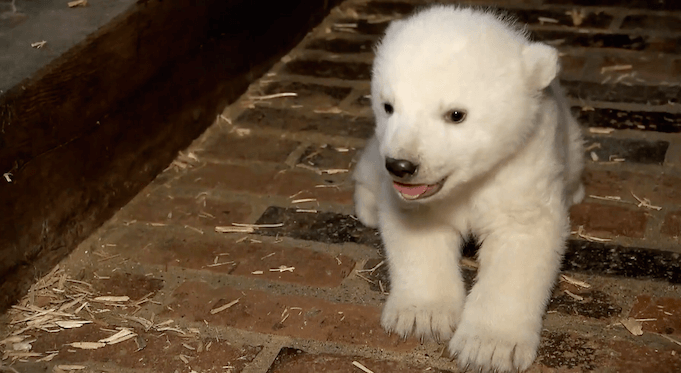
448;311;540;373
381;292;462;342
354;184;379;228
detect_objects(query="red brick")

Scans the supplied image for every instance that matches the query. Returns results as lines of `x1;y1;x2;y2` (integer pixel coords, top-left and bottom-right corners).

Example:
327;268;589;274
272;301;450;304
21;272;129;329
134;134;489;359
672;58;681;79
197;132;300;163
584;169;681;206
27;323;260;372
268;349;452;373
569;202;648;238
606;339;681;373
629;295;681;337
174;163;353;204
165;281;417;351
661;211;681;238
110;228;355;288
91;272;164;300
119;192;253;230
559;54;586;80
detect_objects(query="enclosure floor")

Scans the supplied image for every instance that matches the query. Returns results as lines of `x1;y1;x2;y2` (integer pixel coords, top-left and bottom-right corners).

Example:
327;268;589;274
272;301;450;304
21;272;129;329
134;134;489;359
3;0;681;372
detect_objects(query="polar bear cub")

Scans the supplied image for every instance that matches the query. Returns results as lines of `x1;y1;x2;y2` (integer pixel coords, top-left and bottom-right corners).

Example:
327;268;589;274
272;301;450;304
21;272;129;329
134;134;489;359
353;5;584;373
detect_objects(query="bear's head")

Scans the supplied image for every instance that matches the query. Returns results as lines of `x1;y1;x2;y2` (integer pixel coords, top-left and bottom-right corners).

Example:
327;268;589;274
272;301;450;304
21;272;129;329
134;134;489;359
371;6;559;202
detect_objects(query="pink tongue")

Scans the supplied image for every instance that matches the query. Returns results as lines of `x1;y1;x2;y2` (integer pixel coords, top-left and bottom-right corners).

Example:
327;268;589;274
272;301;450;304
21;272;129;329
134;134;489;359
393;182;429;196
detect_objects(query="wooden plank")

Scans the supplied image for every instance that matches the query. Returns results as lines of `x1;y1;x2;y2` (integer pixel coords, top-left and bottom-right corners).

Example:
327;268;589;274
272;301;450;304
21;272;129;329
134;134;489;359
0;0;343;311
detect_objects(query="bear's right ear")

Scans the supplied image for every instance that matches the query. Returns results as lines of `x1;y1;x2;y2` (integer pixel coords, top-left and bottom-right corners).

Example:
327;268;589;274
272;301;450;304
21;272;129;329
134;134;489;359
384;19;406;37
522;42;559;91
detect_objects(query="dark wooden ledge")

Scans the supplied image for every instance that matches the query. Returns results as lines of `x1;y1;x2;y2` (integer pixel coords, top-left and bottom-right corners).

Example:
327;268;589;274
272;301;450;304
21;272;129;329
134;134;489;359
0;0;342;311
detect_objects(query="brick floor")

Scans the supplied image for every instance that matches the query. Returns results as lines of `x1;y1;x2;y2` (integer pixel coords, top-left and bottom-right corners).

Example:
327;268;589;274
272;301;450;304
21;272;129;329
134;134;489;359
2;0;681;372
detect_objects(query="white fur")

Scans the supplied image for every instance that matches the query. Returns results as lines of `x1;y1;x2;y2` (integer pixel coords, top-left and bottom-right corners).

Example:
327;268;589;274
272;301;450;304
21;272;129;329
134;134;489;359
353;6;584;373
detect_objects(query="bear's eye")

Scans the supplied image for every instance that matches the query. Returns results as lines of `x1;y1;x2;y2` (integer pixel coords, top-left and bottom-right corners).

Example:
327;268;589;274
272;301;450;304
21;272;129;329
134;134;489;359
383;103;394;115
444;109;466;124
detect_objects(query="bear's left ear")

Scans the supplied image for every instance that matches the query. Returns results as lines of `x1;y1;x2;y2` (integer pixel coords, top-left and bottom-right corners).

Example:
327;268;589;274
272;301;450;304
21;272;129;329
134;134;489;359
522;42;559;91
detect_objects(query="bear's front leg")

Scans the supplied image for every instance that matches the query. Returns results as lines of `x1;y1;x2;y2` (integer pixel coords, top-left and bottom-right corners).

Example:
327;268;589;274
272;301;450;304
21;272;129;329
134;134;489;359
378;203;465;342
449;208;567;373
353;136;383;228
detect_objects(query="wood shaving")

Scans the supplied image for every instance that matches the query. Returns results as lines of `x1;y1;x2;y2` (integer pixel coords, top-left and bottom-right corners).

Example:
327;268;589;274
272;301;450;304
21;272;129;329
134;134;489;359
93;296;129;303
250;92;297;100
98;329;136;345
356;260;384;274
210;299;239;315
601;64;632;74
630;191;662;210
565;9;586;26
56;366;86;371
354;272;376;285
4;351;41;358
545;38;565;46
251;271;264;275
564;290;584;301
270;266;295;273
31;41;47;48
560;274;591;288
366;15;393;24
321;168;349;174
184;225;204;234
218;114;232;125
584;142;601;151
588;194;624;202
296;164;323;174
621;318;643;336
658;333;681;346
296;209;318;213
574;226;611;243
36;352;58;362
1;336;27;345
55;320;91;329
68;342;106;350
590;151;599;161
3;172;12;182
67;0;87;7
231;223;284;228
215;226;254;233
12;342;32;351
589;127;615;134
291;198;317;204
313;107;343;114
352;361;375;373
122;315;153;331
538;17;559;24
206;261;235;268
155;327;185;334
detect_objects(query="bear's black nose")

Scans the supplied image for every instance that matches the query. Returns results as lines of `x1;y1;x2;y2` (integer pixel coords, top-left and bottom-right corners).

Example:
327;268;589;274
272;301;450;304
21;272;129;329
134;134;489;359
385;158;418;178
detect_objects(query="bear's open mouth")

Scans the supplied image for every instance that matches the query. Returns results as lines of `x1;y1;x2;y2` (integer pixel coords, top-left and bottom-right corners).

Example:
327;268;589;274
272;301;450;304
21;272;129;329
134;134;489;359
393;179;445;200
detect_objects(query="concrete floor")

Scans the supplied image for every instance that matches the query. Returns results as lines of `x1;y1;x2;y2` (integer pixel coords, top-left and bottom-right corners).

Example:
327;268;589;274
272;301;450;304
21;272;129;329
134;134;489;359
2;0;681;372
